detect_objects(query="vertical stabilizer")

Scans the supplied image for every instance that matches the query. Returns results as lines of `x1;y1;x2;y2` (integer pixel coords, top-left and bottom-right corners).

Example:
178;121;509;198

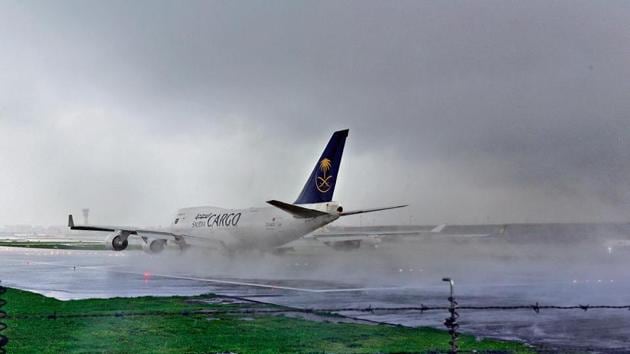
294;129;349;204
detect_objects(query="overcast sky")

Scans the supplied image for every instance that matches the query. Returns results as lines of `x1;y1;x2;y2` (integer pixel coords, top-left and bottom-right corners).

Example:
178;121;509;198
1;0;629;226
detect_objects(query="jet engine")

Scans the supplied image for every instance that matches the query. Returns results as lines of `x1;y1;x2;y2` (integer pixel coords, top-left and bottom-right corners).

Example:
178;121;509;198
142;238;167;254
105;232;129;251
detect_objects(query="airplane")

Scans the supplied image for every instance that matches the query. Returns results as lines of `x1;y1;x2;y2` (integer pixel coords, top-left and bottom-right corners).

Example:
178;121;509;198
67;129;407;254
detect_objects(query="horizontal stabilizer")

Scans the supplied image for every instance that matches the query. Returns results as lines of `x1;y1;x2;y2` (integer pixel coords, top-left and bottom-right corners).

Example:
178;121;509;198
339;204;407;216
266;200;329;218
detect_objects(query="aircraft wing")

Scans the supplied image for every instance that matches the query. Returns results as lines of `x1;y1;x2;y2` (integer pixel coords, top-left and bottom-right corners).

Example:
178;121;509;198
67;214;194;241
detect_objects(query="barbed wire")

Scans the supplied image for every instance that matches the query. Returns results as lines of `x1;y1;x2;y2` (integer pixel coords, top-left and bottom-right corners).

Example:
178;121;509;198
3;293;630;353
455;304;630;312
5;302;630;320
6;300;630;352
2;279;630;353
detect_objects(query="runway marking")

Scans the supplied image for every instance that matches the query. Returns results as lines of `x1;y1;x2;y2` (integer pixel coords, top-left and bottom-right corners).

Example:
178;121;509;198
112;270;411;293
6;257;419;293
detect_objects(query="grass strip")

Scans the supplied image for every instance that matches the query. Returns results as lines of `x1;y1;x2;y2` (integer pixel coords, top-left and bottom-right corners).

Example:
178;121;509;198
3;288;535;353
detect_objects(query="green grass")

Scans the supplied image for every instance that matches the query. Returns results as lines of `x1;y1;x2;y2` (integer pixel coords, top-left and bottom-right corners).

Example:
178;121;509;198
2;288;535;353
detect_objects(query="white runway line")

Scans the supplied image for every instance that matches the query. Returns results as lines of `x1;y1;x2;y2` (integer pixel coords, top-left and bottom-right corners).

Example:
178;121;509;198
112;269;416;293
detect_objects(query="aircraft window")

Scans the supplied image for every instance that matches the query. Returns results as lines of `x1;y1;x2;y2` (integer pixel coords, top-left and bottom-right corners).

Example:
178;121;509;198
174;218;179;224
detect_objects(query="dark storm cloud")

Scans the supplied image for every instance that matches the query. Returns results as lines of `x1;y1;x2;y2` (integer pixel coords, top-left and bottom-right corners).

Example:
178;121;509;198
1;1;629;225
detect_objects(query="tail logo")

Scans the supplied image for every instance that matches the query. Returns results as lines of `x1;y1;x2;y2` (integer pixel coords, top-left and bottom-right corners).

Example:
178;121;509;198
316;158;333;193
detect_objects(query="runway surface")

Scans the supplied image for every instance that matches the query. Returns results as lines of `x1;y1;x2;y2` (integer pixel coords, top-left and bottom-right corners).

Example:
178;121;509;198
1;240;629;351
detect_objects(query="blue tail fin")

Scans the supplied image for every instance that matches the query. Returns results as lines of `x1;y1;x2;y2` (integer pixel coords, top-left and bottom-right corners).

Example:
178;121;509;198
295;129;349;204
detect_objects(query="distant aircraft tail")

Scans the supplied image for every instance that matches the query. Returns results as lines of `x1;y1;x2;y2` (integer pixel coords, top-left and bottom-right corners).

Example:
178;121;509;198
294;129;349;204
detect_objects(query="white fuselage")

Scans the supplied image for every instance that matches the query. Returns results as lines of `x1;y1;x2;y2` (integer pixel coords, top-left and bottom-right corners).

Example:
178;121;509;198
169;203;340;251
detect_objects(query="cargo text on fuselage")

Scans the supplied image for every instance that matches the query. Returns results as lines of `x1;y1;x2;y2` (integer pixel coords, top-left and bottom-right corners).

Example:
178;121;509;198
192;212;242;228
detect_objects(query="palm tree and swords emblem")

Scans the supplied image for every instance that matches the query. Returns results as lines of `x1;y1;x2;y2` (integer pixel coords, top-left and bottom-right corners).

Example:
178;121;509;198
316;158;333;193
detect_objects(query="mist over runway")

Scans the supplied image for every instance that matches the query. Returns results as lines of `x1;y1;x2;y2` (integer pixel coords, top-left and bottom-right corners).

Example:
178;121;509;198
1;2;629;353
2;230;630;351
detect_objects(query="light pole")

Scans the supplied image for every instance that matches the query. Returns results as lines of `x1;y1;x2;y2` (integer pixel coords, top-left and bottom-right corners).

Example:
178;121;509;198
82;208;90;225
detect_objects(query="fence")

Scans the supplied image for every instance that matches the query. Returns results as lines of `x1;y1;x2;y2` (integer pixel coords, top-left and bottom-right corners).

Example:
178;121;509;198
2;278;630;353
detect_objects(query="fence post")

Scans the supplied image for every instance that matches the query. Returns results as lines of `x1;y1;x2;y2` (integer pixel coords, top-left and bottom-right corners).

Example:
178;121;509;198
442;277;458;354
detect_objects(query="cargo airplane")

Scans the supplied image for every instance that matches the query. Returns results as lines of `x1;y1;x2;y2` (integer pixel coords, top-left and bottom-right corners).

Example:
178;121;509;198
68;129;407;254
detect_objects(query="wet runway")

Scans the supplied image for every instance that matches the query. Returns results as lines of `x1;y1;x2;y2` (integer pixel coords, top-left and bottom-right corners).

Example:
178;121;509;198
1;241;629;351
